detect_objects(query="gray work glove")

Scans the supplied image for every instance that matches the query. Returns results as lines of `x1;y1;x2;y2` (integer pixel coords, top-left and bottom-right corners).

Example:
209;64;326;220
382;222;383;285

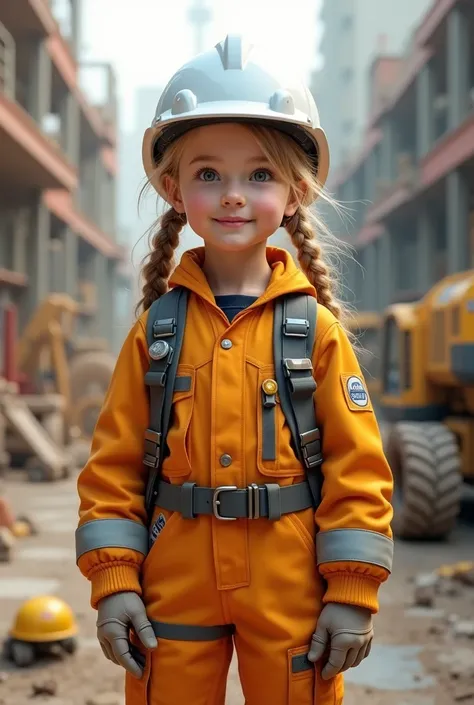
96;591;157;679
308;603;373;680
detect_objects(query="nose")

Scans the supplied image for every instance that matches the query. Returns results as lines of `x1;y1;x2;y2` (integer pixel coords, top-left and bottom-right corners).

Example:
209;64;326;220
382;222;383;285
221;189;246;208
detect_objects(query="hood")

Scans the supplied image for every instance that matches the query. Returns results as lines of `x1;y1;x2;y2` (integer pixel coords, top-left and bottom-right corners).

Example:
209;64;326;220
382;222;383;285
169;246;316;307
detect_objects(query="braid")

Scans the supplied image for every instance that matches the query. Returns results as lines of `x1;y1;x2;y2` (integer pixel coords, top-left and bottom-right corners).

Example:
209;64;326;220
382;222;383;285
285;206;342;320
136;208;186;314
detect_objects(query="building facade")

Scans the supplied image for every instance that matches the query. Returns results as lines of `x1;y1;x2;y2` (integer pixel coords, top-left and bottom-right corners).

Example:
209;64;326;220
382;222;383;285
312;0;433;171
0;0;127;362
328;0;474;312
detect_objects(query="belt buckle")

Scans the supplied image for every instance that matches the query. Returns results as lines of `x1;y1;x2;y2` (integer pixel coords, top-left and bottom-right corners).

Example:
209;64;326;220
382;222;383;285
212;486;238;520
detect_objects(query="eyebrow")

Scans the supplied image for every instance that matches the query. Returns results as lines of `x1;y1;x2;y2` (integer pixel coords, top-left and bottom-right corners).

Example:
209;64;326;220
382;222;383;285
188;154;270;165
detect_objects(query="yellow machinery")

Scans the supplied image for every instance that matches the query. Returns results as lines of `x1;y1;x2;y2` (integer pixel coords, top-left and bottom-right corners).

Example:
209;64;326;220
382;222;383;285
379;270;474;540
17;294;116;443
347;312;382;398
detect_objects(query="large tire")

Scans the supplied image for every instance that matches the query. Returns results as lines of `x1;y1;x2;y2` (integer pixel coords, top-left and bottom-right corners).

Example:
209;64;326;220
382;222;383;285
386;421;462;540
69;351;115;404
68;351;116;440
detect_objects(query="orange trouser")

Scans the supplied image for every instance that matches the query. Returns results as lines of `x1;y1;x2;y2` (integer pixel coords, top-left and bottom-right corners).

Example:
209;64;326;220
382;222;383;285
125;505;344;705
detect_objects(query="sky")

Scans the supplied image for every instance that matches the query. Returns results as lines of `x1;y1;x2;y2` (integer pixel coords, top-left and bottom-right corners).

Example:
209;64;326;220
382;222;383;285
79;0;323;131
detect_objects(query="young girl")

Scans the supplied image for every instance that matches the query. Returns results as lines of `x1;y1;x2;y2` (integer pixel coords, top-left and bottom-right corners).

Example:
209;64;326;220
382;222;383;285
75;35;393;705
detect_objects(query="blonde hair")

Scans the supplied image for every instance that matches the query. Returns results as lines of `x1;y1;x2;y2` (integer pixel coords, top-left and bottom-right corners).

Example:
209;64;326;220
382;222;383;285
136;124;353;330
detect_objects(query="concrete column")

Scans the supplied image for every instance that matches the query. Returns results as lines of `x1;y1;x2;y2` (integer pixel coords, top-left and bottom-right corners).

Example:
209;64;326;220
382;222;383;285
446;170;469;274
95;157;105;232
380;119;394;182
107;172;117;238
82;152;101;224
416;62;434;159
417;204;434;293
12;208;29;274
70;0;80;57
343;256;357;306
23;200;50;325
447;7;470;131
378;229;394;308
373;239;382;311
60;92;80;166
49;239;65;292
92;251;108;337
362;242;377;310
105;259;117;344
365;151;377;205
64;228;78;298
28;40;52;124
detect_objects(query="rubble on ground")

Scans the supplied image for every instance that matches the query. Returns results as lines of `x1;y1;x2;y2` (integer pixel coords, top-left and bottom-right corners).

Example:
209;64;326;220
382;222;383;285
0;527;14;562
410;561;474;700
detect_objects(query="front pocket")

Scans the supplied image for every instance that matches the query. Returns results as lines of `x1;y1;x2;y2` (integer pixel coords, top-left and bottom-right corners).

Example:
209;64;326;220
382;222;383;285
160;364;195;478
124;631;152;704
288;646;344;705
257;366;305;478
288;645;314;704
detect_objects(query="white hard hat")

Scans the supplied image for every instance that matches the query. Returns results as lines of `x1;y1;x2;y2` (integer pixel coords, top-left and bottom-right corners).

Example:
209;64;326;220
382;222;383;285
142;34;330;202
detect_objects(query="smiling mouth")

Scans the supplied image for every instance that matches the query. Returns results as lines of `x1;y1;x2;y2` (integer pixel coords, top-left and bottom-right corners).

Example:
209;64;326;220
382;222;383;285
213;217;252;225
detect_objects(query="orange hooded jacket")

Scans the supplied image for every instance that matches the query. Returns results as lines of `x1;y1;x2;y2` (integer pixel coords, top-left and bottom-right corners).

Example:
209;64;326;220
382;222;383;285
76;247;393;614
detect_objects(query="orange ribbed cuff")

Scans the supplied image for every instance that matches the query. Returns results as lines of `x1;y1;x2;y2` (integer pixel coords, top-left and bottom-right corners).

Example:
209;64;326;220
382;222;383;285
323;573;381;614
89;563;142;609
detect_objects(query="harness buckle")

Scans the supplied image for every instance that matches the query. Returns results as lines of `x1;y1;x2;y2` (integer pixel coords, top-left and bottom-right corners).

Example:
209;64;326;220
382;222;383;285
247;483;260;519
283;317;309;337
143;429;161;468
283;358;313;377
212;486;238;520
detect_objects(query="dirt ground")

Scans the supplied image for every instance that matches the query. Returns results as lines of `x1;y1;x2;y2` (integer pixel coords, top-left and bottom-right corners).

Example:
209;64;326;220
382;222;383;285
0;471;473;705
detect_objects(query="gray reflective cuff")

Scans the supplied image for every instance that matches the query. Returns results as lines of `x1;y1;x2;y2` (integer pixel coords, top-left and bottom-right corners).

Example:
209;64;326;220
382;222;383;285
75;519;148;561
151;621;235;641
316;528;393;572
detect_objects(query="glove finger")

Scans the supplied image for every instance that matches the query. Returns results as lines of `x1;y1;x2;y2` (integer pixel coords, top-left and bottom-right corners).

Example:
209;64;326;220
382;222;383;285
340;647;359;673
130;612;158;650
352;638;372;668
307;629;328;663
322;646;347;680
100;640;119;666
111;637;143;679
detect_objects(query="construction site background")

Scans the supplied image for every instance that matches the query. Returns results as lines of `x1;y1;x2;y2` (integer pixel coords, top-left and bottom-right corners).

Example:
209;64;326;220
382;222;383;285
0;0;473;704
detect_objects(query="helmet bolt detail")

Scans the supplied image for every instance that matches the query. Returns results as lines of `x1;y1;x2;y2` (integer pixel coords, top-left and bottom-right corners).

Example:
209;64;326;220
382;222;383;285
269;90;296;116
172;89;198;115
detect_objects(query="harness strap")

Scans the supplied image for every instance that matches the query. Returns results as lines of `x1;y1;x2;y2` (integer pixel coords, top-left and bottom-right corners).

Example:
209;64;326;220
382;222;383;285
274;294;322;507
154;479;314;520
144;287;189;518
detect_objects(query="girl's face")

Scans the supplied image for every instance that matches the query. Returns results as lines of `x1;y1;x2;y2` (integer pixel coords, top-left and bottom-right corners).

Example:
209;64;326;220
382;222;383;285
166;123;299;252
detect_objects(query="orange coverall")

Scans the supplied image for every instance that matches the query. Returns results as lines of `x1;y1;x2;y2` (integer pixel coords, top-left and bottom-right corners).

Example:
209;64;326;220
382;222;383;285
76;247;393;705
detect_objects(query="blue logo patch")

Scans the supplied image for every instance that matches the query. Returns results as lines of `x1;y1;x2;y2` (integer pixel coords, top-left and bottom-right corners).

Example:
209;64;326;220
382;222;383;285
347;376;368;407
149;513;166;548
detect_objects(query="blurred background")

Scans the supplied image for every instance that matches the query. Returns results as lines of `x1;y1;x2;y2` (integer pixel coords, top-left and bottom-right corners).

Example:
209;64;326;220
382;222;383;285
0;1;473;704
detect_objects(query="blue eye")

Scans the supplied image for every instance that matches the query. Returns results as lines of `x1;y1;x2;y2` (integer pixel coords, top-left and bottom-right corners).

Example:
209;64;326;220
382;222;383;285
250;170;272;182
198;169;219;182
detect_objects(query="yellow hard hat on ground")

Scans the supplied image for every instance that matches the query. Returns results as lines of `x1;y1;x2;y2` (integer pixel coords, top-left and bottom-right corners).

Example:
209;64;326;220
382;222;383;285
10;596;78;643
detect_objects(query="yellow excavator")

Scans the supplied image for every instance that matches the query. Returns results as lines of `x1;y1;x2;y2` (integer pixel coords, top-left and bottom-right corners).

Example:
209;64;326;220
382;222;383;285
347;312;382;399
2;294;116;480
17;294;116;442
379;270;474;540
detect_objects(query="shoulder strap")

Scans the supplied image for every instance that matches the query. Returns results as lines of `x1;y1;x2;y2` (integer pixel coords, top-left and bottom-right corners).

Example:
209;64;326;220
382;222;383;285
143;286;189;517
273;293;323;507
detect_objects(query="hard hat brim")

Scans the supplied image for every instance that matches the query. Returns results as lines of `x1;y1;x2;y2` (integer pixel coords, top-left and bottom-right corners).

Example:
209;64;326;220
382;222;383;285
9;624;78;643
142;102;329;203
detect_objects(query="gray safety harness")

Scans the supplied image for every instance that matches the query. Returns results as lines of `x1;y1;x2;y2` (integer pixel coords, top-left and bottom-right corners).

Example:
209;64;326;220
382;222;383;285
143;287;323;524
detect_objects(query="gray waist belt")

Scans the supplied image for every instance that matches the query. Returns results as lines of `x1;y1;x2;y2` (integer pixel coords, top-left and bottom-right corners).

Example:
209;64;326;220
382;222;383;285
154;479;314;520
